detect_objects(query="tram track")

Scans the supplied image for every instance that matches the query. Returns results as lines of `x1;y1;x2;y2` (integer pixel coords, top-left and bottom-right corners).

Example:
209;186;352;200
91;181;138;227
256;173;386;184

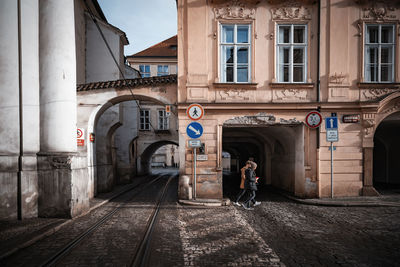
37;173;175;267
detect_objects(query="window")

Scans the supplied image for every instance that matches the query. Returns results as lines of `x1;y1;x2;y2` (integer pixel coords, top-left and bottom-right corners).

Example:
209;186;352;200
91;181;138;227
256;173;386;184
220;24;251;83
158;110;169;130
139;65;150;77
365;24;395;83
140;110;150;130
157;65;169;76
277;24;307;83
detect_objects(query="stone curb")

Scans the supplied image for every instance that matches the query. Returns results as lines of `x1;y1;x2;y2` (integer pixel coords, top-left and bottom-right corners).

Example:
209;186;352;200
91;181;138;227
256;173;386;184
283;194;400;207
0;182;138;261
178;198;231;207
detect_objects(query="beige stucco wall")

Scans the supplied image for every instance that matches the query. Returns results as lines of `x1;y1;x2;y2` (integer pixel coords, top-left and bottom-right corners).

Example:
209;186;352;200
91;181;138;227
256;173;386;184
178;0;400;199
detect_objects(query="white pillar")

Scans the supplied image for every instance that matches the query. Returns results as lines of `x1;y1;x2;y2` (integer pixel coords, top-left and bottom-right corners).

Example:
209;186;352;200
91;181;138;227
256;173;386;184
0;0;19;155
39;0;77;153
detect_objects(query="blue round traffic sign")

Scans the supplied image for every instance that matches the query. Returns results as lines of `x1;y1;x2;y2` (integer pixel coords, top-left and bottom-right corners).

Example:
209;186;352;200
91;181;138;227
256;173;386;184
186;122;203;139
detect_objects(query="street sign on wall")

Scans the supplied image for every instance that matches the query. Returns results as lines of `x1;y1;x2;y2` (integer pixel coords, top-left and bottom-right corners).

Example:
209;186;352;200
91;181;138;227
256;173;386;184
77;128;85;146
186;122;203;139
326;129;339;142
305;111;322;128
325;117;338;129
186;103;204;121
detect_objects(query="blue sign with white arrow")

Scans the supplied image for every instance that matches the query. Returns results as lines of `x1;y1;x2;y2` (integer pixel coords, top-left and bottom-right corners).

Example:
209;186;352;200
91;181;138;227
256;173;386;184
325;117;338;129
186;122;203;139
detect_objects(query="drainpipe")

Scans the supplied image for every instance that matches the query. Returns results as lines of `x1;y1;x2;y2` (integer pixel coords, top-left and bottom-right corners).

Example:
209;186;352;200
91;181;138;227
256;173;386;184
17;0;23;220
316;0;321;149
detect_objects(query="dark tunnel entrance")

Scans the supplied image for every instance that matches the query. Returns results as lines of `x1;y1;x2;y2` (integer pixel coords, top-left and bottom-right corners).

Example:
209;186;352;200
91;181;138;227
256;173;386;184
222;122;304;201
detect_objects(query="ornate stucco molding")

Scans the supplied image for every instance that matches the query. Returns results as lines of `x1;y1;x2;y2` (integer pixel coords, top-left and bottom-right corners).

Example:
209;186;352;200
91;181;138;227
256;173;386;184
362;3;398;21
224;112;301;126
270;0;312;21
274;89;308;101
362;113;376;138
218;89;250;101
213;0;256;20
361;88;396;100
382;101;400;114
329;72;347;84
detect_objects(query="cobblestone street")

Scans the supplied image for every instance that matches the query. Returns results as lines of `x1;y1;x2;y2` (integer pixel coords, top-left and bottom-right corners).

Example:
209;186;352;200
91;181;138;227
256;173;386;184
1;177;400;266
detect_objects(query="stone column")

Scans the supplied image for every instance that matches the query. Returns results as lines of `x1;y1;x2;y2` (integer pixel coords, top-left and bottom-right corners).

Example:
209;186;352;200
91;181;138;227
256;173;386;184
362;147;379;196
38;0;89;218
0;0;40;220
362;113;379;196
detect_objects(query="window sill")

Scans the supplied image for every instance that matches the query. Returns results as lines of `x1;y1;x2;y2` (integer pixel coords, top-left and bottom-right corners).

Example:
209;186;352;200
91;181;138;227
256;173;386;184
213;83;258;89
269;82;314;89
358;82;400;89
154;129;171;134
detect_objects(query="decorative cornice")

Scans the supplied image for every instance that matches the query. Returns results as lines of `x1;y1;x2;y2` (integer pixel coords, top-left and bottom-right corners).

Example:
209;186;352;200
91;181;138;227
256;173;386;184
382;101;400;114
218;89;250;101
360;1;398;21
274;89;308;100
329;72;347;84
213;0;256;20
362;88;397;100
362;113;376;137
270;0;312;21
224;112;301;126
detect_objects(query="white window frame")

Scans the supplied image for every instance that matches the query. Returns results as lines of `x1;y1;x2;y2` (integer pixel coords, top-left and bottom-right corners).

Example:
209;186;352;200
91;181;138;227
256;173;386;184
364;24;395;83
139;65;150;78
276;24;308;83
220;24;251;83
139;109;150;131
157;110;169;130
157;65;169;76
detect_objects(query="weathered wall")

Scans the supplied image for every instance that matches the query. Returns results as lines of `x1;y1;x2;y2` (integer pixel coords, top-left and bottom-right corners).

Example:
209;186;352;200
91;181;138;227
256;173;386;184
114;101;139;183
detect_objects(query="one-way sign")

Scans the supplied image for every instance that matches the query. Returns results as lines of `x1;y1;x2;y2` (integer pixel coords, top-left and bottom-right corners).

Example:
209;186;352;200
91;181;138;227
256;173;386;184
325;117;338;129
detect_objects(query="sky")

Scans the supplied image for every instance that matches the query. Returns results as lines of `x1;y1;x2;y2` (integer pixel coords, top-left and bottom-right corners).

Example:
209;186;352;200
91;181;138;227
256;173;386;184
97;0;177;56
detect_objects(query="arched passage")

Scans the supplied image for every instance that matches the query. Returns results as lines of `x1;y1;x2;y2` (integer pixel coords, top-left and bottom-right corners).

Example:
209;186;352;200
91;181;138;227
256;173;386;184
222;113;304;199
138;140;179;175
373;111;400;189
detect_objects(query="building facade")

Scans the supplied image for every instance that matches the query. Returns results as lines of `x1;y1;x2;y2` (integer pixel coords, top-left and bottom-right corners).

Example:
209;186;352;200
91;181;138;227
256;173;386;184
0;0;134;220
127;35;178;77
177;0;400;200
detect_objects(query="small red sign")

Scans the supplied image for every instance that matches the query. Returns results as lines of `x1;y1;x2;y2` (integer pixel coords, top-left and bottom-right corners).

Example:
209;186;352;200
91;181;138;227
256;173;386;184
89;133;95;142
77;139;85;146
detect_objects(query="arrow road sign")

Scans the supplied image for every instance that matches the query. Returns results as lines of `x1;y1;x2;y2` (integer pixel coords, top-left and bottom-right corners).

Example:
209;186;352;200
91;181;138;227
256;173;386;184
186;122;203;139
325;117;338;129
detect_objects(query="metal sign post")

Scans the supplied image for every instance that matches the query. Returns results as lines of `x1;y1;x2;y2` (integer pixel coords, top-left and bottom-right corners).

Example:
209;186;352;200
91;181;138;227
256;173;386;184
326;117;339;198
193;147;197;200
188;139;201;200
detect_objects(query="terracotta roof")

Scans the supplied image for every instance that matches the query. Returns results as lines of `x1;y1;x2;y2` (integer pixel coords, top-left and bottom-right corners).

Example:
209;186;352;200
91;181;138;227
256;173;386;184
77;74;177;92
127;35;177;58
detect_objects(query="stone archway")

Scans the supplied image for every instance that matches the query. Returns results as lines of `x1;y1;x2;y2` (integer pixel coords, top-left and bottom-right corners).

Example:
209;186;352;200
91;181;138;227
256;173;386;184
222;113;305;195
138;140;179;175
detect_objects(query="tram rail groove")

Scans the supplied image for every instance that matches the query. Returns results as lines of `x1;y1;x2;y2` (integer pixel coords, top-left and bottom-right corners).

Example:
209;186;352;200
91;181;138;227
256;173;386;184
39;174;168;267
0;175;160;261
130;175;175;267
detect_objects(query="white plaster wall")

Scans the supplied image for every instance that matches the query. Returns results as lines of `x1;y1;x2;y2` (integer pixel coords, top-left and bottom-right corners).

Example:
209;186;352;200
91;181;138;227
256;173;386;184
0;0;19;154
74;0;86;85
114;101;139;183
86;16;121;83
95;105;120;193
21;0;40;154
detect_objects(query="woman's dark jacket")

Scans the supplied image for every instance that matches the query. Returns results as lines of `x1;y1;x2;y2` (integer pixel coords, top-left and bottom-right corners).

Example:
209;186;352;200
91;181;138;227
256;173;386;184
244;168;257;191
